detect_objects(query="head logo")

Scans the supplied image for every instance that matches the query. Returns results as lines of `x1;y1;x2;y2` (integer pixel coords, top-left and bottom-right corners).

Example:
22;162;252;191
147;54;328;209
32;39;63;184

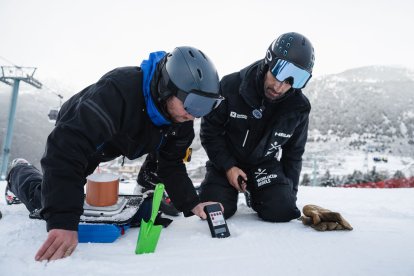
274;131;292;138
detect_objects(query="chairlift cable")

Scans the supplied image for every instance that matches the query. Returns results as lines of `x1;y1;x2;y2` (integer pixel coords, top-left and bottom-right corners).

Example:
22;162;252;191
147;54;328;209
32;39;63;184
0;55;17;66
0;55;64;121
0;55;63;102
41;84;64;106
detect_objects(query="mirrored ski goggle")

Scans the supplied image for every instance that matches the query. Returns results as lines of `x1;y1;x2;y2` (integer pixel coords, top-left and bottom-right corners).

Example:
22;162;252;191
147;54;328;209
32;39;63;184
176;89;224;118
270;59;312;89
160;64;224;118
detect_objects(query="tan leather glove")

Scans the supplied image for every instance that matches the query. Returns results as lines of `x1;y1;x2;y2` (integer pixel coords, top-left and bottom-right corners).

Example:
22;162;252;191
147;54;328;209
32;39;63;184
300;204;353;231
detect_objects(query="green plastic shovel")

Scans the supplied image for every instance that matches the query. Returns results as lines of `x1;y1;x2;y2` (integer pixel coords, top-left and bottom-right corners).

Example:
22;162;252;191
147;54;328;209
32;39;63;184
135;183;165;254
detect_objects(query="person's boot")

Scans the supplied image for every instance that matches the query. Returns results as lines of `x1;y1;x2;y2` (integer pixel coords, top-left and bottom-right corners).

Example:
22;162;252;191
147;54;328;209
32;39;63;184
137;158;181;217
5;158;29;205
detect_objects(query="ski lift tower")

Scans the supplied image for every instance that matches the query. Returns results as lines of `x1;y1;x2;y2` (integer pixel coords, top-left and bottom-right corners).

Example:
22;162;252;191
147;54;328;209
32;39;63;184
311;155;319;186
0;65;42;179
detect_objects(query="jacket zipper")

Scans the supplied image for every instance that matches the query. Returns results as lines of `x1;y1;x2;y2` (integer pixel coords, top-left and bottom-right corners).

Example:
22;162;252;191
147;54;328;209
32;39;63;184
156;132;165;150
242;129;249;147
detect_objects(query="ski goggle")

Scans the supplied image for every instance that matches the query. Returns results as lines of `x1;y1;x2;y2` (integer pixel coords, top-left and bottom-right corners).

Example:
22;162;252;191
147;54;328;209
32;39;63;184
270;59;312;89
176;89;224;118
159;66;224;118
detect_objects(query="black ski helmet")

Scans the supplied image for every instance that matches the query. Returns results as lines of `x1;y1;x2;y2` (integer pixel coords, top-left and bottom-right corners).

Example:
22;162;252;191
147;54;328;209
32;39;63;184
159;46;223;117
265;32;315;74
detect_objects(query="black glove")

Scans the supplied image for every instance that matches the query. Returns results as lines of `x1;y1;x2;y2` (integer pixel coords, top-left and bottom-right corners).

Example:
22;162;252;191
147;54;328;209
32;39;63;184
300;204;353;231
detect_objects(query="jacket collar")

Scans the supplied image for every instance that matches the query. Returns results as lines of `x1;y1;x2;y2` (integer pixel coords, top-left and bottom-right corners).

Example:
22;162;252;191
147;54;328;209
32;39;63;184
140;51;171;126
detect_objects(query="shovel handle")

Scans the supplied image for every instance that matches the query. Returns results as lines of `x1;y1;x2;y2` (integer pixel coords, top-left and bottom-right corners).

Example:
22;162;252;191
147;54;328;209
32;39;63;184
150;184;165;223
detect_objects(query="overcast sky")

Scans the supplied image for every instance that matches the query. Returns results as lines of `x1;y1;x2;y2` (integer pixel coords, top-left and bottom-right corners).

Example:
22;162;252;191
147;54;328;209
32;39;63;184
1;0;413;91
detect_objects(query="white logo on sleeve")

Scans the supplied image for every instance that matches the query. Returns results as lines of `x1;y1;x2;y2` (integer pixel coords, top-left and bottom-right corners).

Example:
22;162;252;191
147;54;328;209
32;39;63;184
265;141;283;161
230;111;247;119
274;132;292;138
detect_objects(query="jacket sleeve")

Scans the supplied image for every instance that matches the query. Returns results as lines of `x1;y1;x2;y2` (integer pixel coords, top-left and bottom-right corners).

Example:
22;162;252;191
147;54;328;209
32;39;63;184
157;121;199;217
40;78;125;231
281;113;309;195
200;90;237;172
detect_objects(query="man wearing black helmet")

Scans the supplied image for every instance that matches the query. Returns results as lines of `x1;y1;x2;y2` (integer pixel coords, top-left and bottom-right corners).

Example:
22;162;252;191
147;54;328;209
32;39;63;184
5;46;223;261
199;32;315;223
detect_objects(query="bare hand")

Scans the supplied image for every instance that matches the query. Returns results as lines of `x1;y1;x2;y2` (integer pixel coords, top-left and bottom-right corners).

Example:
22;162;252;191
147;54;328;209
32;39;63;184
191;202;224;220
35;229;78;261
225;166;247;192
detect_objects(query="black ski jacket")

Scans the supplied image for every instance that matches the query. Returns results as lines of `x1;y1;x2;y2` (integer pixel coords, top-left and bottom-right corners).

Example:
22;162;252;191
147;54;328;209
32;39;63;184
40;67;199;231
200;61;311;194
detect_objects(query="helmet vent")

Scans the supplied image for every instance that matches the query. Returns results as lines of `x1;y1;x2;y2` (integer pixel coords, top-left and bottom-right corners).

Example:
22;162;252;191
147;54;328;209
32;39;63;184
197;69;202;79
188;50;195;58
198;50;207;60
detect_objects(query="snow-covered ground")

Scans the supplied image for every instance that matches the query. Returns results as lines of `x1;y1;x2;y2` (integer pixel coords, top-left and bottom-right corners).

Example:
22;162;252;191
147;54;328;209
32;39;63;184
1;180;413;276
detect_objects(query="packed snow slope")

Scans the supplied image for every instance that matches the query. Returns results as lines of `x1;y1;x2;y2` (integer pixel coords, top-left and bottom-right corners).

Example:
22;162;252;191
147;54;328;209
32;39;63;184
0;180;413;276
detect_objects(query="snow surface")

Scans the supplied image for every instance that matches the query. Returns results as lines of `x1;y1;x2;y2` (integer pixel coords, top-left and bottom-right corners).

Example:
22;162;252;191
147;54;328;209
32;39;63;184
87;173;118;182
1;180;414;276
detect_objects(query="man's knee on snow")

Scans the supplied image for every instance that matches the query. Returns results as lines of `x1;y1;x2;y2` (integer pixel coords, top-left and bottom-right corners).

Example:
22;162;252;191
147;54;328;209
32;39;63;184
199;170;239;220
256;203;300;222
223;204;237;219
253;189;300;222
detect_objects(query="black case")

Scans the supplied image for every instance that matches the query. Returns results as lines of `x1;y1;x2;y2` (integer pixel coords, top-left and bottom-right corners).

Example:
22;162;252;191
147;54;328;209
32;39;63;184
204;203;230;238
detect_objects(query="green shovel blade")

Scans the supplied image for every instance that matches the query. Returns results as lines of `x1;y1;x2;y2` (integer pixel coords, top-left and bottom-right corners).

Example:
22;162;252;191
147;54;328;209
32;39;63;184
135;183;165;254
136;222;162;254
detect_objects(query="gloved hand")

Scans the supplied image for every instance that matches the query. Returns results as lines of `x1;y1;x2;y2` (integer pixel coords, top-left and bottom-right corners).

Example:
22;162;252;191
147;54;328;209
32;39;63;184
300;204;353;231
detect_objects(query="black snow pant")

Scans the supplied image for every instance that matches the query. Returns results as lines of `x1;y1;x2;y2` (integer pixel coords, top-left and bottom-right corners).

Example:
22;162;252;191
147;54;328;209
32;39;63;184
199;162;300;222
7;163;42;213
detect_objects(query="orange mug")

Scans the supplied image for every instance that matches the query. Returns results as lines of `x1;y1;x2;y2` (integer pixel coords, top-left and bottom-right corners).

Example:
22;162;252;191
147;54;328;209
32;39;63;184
85;173;119;207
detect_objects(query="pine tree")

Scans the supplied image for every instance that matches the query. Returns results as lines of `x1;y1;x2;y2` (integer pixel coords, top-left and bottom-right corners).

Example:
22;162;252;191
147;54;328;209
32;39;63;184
393;170;405;179
301;173;311;186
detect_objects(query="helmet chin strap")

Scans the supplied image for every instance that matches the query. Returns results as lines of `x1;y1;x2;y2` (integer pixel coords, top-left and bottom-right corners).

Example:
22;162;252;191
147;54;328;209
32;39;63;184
157;78;174;102
161;99;173;121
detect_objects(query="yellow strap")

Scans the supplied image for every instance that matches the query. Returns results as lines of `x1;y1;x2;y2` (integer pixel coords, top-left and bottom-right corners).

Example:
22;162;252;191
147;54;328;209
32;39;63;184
183;147;192;163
